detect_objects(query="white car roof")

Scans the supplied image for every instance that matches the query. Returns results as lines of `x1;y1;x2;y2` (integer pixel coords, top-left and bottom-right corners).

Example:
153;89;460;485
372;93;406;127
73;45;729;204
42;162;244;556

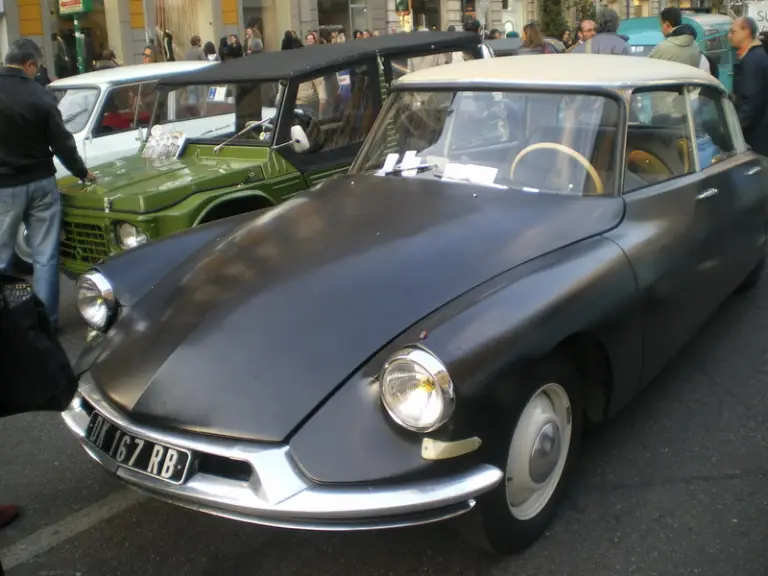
49;61;216;89
396;54;721;91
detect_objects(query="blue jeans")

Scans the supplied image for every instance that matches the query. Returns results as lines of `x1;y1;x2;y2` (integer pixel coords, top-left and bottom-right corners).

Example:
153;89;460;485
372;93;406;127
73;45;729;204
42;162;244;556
0;177;60;326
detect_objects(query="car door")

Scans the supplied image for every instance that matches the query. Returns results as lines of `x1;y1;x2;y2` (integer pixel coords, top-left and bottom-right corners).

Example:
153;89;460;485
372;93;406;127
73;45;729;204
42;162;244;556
606;85;730;383
689;85;767;292
83;82;146;166
275;58;383;191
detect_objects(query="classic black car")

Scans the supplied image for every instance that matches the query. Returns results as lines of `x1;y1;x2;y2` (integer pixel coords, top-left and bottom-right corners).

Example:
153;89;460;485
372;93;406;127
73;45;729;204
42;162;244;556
64;55;768;553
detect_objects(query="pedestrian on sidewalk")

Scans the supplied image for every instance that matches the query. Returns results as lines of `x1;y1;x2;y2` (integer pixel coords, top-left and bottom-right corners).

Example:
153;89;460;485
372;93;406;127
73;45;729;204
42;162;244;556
185;35;207;61
729;17;768;156
203;41;220;61
570;9;629;55
648;7;703;67
245;26;264;55
0;38;95;330
93;48;119;70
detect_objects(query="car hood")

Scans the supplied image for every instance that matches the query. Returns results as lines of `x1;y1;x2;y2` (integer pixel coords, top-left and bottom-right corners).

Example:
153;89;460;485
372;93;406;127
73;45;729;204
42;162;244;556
88;175;625;442
60;154;265;214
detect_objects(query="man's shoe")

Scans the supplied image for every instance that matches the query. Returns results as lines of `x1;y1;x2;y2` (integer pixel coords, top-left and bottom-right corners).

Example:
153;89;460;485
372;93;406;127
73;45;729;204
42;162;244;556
0;505;19;529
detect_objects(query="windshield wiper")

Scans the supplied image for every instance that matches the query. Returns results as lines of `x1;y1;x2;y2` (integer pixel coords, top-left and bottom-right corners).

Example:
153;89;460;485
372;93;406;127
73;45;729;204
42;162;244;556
198;123;235;138
379;163;437;176
213;118;273;154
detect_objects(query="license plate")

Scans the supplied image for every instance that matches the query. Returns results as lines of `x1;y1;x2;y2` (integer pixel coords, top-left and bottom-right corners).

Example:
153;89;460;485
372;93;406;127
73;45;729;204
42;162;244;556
85;412;191;484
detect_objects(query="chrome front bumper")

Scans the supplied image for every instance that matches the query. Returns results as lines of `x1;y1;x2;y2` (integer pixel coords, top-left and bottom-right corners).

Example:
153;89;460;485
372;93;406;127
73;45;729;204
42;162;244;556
62;381;503;531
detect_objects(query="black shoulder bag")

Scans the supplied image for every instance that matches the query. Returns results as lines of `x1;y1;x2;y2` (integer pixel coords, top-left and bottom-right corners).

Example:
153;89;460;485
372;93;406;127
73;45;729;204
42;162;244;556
0;276;78;418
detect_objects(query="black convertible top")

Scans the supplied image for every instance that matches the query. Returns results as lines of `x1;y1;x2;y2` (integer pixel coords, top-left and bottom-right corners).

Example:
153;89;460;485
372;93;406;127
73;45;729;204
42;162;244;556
160;31;483;86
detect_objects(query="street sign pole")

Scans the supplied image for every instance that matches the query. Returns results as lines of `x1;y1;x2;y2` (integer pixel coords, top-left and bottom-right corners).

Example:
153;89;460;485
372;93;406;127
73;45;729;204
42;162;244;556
59;0;93;74
74;15;85;73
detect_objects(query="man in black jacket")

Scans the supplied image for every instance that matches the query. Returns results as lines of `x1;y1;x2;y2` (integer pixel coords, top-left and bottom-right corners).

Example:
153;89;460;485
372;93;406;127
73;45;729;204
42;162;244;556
0;38;94;329
730;17;768;155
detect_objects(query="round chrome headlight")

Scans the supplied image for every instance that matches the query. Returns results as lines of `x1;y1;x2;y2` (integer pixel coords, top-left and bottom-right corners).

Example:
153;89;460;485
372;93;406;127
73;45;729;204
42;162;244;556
75;270;116;330
379;347;455;432
116;223;148;249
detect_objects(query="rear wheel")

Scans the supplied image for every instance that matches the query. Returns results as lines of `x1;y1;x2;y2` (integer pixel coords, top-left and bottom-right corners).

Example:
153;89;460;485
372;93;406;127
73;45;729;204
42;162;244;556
461;353;584;554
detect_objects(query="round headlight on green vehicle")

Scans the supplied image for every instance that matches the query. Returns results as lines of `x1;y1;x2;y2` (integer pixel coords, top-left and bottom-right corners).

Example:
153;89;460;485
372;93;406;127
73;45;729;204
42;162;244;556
116;223;148;249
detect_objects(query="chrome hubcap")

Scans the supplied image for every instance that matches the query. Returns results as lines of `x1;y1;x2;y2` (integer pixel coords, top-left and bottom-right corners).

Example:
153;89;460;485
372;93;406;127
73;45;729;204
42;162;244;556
506;382;571;521
15;223;32;263
529;421;561;483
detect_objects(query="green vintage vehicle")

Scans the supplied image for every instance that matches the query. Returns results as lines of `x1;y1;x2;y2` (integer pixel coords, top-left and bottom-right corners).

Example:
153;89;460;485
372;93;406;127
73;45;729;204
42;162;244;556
54;32;486;275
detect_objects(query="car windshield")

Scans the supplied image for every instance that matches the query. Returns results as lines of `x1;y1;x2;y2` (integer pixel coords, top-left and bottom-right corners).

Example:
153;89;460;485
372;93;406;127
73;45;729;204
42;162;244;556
148;81;282;145
50;87;99;134
352;89;621;196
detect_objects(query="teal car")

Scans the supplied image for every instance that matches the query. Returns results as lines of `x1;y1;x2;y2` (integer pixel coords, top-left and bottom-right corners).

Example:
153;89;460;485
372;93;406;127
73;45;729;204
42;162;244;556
618;13;734;91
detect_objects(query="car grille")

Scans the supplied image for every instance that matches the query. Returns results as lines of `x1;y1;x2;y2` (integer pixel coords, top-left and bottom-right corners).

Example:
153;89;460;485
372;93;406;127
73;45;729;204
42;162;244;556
60;220;110;267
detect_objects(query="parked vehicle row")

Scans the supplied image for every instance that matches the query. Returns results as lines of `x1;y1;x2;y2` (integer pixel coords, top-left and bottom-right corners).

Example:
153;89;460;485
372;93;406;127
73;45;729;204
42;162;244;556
43;32;487;276
14;62;218;269
63;53;768;553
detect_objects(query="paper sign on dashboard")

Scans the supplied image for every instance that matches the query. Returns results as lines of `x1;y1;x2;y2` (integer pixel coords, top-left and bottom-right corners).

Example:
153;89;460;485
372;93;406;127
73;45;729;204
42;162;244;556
443;163;498;185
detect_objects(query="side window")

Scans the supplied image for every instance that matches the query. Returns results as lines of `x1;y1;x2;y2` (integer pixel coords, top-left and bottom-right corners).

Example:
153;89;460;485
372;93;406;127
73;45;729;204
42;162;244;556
625;87;694;193
293;62;376;154
688;85;735;168
93;84;140;137
705;35;724;53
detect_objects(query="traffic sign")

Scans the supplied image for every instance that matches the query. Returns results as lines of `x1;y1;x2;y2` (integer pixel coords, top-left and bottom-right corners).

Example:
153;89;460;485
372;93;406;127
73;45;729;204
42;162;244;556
59;0;94;15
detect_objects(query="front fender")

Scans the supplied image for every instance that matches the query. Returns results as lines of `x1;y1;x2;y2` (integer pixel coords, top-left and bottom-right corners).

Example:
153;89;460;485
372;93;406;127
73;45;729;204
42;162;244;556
414;235;643;429
290;236;641;484
192;190;275;226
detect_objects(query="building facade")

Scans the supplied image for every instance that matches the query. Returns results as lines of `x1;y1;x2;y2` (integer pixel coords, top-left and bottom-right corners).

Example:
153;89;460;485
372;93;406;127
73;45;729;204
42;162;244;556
0;0;672;76
0;0;253;73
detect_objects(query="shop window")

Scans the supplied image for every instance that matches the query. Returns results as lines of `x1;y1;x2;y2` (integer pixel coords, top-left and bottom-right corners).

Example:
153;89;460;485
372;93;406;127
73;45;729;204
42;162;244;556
93;84;140;137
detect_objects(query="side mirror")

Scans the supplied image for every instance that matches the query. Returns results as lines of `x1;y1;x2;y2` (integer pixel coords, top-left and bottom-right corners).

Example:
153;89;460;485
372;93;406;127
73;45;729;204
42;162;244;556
290;124;311;153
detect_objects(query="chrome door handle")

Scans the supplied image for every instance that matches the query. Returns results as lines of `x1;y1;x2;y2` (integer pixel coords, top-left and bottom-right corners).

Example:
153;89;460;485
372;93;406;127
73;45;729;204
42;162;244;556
746;166;762;176
697;188;719;200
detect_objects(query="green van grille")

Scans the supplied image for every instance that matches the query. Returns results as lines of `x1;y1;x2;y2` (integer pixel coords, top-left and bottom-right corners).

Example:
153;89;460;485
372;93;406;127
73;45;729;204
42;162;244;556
60;221;110;267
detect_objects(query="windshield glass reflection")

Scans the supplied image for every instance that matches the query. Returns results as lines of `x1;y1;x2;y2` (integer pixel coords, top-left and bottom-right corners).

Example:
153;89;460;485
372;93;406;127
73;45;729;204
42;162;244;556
51;87;99;134
148;82;283;145
353;89;621;196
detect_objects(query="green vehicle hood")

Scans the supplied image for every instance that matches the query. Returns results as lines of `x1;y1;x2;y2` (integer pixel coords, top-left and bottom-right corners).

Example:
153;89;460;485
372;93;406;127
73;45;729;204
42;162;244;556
60;154;266;214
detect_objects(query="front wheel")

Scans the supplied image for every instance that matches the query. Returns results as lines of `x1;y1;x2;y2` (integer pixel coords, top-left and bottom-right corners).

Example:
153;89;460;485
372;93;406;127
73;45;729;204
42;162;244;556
461;353;584;554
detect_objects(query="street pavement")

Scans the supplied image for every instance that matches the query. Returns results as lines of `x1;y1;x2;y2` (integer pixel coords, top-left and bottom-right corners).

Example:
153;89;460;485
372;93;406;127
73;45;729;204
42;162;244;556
2;273;768;575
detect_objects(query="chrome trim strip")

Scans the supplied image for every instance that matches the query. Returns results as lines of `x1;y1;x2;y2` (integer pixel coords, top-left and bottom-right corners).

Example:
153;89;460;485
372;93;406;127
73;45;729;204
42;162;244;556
63;379;503;529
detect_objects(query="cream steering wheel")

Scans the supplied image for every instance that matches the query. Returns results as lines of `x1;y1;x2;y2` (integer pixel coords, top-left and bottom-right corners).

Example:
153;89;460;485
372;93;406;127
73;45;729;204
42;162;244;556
510;142;604;195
